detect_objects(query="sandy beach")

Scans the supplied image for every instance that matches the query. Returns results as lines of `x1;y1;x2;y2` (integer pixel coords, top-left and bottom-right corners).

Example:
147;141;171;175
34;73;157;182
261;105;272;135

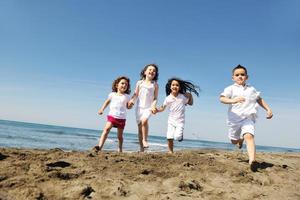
0;147;299;200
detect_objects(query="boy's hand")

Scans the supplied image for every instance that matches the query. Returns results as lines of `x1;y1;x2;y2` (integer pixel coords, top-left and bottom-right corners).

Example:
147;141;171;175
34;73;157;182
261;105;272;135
266;109;273;119
233;96;245;104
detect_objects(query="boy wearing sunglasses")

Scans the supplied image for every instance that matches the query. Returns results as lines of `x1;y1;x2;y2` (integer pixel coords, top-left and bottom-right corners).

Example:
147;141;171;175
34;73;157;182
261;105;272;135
220;64;273;172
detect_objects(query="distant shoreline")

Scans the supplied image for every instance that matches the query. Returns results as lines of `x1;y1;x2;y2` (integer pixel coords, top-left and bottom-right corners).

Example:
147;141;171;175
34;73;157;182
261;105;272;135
1;119;299;152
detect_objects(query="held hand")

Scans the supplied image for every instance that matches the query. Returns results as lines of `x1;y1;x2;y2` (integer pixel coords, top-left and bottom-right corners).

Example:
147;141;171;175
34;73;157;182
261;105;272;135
127;103;133;109
128;99;135;107
233;96;245;104
151;107;157;114
266;110;273;119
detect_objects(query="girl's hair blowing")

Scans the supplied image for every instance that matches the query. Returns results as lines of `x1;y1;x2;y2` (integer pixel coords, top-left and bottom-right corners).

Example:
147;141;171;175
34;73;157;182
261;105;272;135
165;77;200;96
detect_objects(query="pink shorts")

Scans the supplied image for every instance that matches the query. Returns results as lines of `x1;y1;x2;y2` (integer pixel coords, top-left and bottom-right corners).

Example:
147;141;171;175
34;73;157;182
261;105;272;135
107;115;126;129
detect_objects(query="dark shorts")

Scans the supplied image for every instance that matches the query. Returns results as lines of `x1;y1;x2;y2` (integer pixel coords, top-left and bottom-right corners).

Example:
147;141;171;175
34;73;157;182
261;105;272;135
107;115;126;129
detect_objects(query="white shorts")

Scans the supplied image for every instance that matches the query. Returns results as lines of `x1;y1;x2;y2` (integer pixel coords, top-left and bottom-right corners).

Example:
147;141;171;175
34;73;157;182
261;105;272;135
167;123;184;141
136;107;152;124
227;118;255;141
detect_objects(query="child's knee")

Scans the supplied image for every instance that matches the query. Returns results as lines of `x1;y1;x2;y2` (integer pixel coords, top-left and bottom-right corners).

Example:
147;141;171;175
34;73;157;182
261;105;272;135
141;120;148;126
244;133;254;140
104;126;112;133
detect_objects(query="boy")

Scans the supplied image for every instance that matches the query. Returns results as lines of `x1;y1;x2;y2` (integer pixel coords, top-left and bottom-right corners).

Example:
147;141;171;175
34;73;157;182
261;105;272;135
220;65;273;172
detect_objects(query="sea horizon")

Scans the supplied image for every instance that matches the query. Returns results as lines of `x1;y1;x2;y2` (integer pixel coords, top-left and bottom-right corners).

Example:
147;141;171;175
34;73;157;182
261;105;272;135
0;119;299;153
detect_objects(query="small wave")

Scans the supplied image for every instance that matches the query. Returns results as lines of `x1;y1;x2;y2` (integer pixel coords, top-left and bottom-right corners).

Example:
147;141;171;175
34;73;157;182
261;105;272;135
105;138;115;143
34;129;99;139
35;129;65;135
148;142;167;147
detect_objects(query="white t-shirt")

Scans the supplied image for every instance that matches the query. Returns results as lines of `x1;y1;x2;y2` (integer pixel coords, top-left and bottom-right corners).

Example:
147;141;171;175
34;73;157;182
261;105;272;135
220;83;261;122
163;93;189;125
108;92;130;119
135;80;156;108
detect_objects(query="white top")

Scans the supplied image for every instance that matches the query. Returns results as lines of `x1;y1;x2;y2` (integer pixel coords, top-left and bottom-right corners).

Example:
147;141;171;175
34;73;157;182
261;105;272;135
135;80;156;109
163;93;189;125
108;92;130;119
220;83;261;122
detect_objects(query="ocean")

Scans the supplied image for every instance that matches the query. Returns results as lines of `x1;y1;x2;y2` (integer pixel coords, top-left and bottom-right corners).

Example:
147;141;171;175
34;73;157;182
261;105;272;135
0;119;299;153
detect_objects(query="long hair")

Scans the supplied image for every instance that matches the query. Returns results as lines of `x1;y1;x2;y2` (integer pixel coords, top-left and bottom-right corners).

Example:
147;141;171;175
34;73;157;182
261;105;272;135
112;76;131;94
140;63;159;81
165;77;200;96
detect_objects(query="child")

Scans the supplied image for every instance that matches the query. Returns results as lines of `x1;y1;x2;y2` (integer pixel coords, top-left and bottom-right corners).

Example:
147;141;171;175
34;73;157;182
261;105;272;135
156;77;200;153
128;64;159;152
94;76;132;153
220;65;273;171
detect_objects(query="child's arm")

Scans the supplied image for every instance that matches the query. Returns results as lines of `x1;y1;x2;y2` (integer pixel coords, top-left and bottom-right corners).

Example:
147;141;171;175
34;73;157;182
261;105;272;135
220;95;245;104
127;102;133;109
155;105;167;113
126;95;133;109
98;99;111;115
184;93;193;105
128;81;140;107
151;83;159;113
257;97;273;119
128;93;137;107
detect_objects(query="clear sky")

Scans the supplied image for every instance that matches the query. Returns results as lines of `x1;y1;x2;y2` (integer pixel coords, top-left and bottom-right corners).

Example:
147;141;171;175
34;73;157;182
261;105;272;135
1;1;300;148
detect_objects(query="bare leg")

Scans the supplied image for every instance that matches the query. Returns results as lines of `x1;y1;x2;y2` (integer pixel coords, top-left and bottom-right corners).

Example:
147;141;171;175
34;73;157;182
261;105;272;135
243;133;256;164
97;122;113;151
138;123;144;152
141;119;149;148
117;128;123;152
168;139;174;153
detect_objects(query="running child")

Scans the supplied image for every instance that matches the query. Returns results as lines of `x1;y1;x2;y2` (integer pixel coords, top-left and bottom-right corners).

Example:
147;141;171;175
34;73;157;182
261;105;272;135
128;64;159;152
156;77;200;153
94;76;132;153
220;64;273;171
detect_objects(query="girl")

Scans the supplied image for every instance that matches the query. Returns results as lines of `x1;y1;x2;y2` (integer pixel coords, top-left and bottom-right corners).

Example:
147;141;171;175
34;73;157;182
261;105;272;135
128;64;159;152
94;76;132;153
156;77;200;153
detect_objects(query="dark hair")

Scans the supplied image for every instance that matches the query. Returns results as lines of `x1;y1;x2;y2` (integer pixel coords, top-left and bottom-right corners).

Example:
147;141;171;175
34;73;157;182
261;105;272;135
140;63;159;81
165;77;200;96
112;76;131;94
232;64;248;75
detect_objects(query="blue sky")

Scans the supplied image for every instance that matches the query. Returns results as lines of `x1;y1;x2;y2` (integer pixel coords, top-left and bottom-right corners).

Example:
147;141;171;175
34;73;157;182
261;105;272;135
1;1;300;148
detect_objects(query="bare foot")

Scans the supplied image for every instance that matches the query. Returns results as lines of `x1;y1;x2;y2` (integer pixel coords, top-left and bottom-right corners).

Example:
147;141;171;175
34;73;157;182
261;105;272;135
143;140;149;148
92;146;100;153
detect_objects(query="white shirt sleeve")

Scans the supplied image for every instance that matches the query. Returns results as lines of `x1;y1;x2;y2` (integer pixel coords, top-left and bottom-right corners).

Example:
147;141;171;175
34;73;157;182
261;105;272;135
253;87;261;100
134;80;142;94
108;92;114;100
220;86;232;98
163;96;171;107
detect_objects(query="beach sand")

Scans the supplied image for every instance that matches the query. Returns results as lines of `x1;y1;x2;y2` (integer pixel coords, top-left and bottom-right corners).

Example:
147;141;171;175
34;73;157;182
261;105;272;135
0;148;299;200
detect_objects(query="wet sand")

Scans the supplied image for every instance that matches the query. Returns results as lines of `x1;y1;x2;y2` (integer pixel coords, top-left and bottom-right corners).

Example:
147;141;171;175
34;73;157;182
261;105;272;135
0;147;299;200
